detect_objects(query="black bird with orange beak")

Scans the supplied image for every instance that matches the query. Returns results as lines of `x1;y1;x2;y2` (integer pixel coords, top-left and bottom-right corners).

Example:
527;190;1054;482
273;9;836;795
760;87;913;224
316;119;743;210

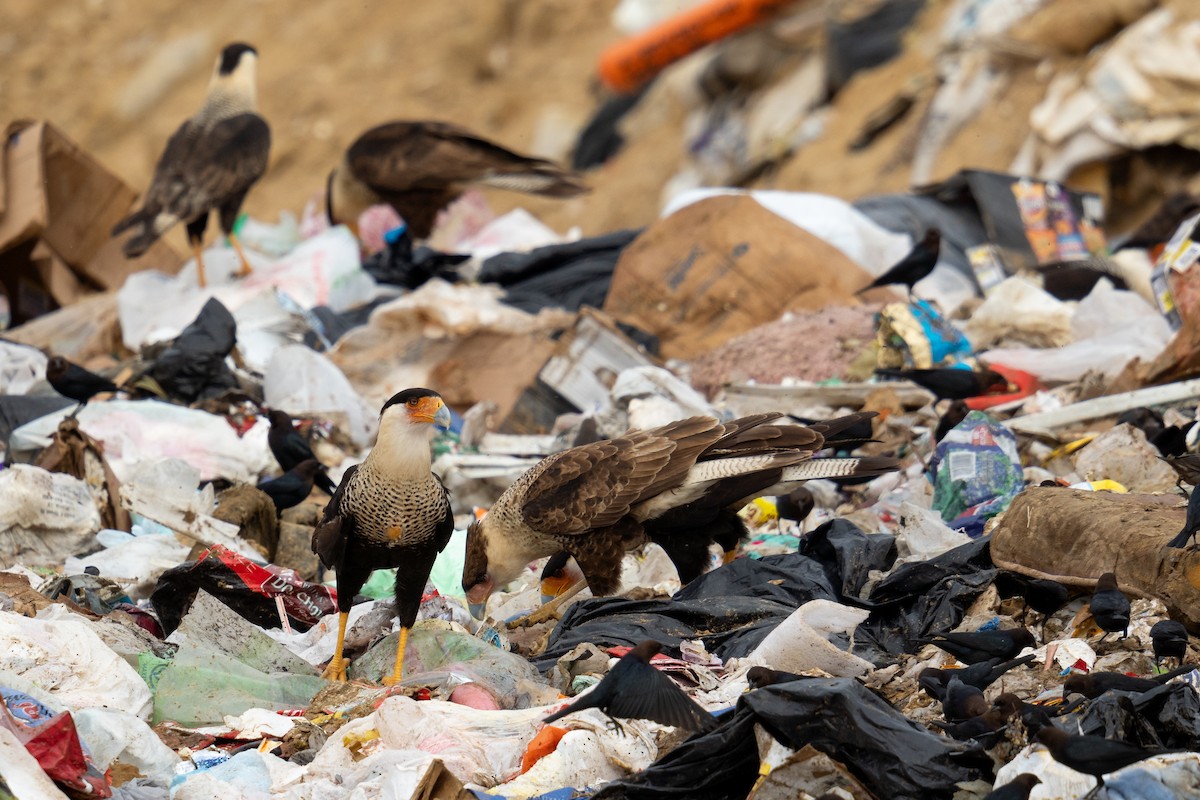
312;388;453;685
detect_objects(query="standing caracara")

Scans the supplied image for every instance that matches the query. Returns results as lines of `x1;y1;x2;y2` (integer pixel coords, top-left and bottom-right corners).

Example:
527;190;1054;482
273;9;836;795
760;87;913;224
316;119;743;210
111;42;271;288
326;121;587;240
463;412;897;617
312;388;453;684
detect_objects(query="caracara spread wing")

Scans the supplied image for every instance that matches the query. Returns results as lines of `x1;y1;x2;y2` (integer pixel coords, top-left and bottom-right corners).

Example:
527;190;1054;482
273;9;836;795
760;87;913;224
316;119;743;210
463;412;897;612
327;121;587;238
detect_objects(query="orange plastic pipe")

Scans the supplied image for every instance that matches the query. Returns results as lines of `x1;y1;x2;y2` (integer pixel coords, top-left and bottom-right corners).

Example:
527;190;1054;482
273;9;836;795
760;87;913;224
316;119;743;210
598;0;800;93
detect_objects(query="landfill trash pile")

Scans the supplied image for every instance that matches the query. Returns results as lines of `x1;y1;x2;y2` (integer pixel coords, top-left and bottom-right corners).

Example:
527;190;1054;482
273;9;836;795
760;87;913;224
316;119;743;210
6;2;1200;800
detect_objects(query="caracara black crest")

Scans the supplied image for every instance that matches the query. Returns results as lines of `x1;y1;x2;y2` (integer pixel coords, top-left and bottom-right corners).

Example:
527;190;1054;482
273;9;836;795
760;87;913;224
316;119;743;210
219;43;257;74
381;387;442;414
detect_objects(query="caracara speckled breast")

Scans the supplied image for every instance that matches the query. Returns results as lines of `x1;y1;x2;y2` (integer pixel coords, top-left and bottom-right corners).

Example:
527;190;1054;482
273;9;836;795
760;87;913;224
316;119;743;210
111;42;271;288
327;120;587;239
312;388;453;684
462;412;897;616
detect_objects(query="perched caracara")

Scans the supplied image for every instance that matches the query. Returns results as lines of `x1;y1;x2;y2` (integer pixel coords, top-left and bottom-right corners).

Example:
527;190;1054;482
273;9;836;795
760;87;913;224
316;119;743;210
327;121;587;239
463;412;897;616
312;388;453;684
111;42;271;288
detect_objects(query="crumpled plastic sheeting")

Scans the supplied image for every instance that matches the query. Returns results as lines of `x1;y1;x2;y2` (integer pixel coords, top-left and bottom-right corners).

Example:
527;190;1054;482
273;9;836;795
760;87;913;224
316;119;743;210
263;345;378;448
1015;7;1200;180
1076;681;1200;750
0;726;71;800
798;519;897;602
537;552;839;668
306;695;552;789
489;728;649;799
118;226;376;352
0;465;101;569
661;189;913;274
73;707;178;786
0;340;47;395
11;400;273;484
986;279;1172;382
963;276;1074;349
0;607;153;720
747;600;875;678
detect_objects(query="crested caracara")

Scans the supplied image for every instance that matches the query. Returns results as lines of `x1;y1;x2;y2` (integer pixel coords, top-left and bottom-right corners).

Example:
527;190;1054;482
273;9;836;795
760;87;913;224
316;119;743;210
111;42;271;288
327;120;587;239
463;412;897;617
312;388;453;684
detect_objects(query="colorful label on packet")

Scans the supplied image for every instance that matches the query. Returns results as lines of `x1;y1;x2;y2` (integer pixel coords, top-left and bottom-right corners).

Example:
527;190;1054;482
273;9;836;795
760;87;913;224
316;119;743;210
1045;181;1088;261
1012;178;1058;264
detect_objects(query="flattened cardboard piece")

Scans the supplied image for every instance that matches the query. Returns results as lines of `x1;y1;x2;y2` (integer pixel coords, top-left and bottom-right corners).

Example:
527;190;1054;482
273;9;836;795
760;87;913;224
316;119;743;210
603;195;872;360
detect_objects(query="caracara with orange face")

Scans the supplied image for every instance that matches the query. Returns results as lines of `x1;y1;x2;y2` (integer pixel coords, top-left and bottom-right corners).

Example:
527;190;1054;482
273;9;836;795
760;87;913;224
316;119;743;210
327;120;587;239
462;412;897;618
312;388;453;684
111;42;270;288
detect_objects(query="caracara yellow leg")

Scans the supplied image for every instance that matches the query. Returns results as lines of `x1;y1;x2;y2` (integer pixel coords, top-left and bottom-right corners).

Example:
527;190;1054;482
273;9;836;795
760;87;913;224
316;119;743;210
508;579;587;629
230;232;253;277
381;626;409;687
321;611;350;681
192;242;207;289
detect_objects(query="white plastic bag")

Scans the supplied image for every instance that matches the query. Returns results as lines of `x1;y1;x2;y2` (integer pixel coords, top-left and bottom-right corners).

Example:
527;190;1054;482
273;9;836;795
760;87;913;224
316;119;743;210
0;607;153;719
748;599;875;678
264;345;378;448
0;465;101;569
0;341;48;395
73;707;179;785
65;532;190;599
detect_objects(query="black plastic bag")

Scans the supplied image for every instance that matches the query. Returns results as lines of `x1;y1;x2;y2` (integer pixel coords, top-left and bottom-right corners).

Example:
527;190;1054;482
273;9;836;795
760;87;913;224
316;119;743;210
1078;682;1200;750
478;229;640;315
361;228;469;289
798;518;897;601
143;297;238;403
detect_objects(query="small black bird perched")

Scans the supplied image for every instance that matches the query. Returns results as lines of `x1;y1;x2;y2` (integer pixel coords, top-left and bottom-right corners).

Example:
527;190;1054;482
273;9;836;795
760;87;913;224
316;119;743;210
982;774;1040;800
746;666;803;690
856;228;941;298
45;356;120;417
257;460;321;515
918;653;1035;700
1152;423;1195;459
775;487;815;526
1169;484;1200;549
917;627;1036;665
1035;725;1161;794
941;675;988;722
1063;664;1196;699
542;641;716;734
267;410;337;495
934;399;970;443
1089;572;1131;642
876;367;1009;402
996;572;1070;639
1150;619;1189;669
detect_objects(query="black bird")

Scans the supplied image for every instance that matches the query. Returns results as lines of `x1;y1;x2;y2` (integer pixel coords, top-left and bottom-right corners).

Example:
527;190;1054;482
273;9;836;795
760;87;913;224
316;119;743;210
942;676;988;722
1035;725;1161;794
997;572;1070;639
267;410;337;495
917;627;1037;665
1150;620;1189;669
1063;664;1196;699
1161;453;1200;493
775;487;814;526
257;460;321;514
1090;572;1131;642
1168;483;1200;549
993;691;1054;730
542;640;716;734
934;399;970;443
746;666;803;690
45;356;119;416
856;228;941;297
918;654;1036;700
876;367;1009;402
1152;423;1194;459
982;774;1040;800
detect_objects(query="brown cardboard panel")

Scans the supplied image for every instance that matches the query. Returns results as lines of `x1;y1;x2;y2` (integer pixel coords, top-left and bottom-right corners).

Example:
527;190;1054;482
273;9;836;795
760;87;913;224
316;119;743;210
0;120;49;251
604;195;872;360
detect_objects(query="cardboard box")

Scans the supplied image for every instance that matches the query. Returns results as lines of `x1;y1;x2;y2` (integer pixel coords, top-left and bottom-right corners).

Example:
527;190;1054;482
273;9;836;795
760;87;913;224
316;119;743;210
0;120;181;324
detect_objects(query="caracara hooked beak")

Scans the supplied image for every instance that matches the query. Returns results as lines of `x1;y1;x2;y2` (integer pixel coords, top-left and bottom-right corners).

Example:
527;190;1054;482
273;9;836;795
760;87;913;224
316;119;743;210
464;518;493;619
380;390;452;430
